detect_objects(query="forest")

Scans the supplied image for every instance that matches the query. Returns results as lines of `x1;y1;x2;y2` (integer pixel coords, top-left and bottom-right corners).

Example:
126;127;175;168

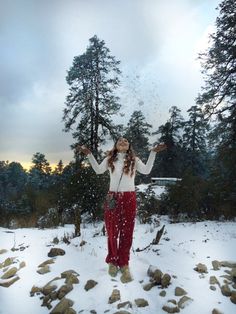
0;0;235;227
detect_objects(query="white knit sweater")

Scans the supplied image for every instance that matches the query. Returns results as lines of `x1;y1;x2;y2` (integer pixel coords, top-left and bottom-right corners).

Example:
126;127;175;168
87;151;156;192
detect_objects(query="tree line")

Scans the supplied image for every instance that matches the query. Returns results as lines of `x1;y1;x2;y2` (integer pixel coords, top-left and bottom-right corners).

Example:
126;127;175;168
0;0;235;226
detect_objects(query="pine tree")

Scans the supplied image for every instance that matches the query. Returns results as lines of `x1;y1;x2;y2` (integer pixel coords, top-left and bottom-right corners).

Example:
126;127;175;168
152;106;184;177
196;0;236;215
168;106;184;143
0;161;9;200
124;110;152;159
29;153;52;190
196;0;235;117
182;106;209;176
31;152;51;174
63;35;122;158
53;160;64;175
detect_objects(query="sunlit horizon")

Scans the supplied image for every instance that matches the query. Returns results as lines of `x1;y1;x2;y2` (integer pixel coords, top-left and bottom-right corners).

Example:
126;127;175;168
3;160;70;172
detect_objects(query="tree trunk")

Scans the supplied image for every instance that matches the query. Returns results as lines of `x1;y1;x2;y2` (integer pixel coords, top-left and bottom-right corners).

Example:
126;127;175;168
74;206;81;237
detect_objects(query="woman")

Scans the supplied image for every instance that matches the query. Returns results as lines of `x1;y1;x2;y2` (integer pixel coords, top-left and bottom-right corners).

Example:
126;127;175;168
76;138;167;283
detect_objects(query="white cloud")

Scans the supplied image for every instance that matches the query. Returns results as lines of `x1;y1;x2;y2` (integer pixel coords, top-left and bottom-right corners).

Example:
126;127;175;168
0;0;221;165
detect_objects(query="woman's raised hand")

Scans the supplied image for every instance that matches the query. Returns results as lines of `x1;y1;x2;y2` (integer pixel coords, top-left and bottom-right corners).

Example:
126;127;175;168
151;143;167;153
75;145;91;156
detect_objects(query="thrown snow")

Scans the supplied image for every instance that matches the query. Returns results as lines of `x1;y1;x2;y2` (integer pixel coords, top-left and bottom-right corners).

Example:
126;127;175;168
1;216;236;314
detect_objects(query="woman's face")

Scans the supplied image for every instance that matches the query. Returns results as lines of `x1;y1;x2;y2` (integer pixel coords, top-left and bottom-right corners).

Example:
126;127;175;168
116;137;130;153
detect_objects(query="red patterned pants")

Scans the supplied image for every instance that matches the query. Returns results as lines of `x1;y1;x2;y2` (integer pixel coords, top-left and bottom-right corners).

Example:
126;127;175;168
104;191;136;267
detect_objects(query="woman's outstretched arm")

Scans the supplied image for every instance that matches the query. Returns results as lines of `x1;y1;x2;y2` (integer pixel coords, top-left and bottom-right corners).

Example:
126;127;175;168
76;145;108;174
136;143;167;174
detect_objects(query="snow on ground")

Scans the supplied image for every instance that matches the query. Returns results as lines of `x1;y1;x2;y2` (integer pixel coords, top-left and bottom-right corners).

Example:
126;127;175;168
136;183;166;197
0;216;236;314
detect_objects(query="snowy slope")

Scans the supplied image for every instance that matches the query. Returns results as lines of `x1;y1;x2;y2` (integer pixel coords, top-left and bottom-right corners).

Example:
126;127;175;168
1;216;236;314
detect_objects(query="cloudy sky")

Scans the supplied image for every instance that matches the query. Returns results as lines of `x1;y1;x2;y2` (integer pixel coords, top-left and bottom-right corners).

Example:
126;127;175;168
0;0;221;169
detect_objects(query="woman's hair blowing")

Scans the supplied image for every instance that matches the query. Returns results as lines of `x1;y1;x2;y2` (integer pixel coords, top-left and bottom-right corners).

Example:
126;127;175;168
107;139;136;176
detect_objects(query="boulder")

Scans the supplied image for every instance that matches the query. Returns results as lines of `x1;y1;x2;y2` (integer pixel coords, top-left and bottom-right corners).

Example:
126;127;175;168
65;274;79;285
19;261;26;269
220;261;236;268
50;291;58;301
143;282;155;291
38;259;55;268
175;287;187;296
147;265;158;277
194;263;208;273
178;296;193;309
0;275;20;287
221;274;232;282
37;265;50;275
61;270;79;279
161;273;171;288
50;297;74;314
48;248;65;257
84;279;98;291
42;295;52;308
212;260;221;270
0;249;7;255
57;284;73;299
3;257;15;268
153;269;163;284
117;301;132;309
212;309;223;314
134;298;149;307
162;301;180;313
159;290;167;297
30;285;42;296
221;284;231;297
42;284;58;296
231;268;236;280
230;291;236;304
108;289;120;304
209;276;220;286
1;267;18;279
64;308;76;314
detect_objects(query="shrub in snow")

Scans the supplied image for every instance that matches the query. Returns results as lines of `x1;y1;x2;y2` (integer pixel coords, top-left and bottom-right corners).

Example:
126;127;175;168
61;207;75;224
8;219;19;229
37;207;60;229
137;186;160;223
159;170;211;221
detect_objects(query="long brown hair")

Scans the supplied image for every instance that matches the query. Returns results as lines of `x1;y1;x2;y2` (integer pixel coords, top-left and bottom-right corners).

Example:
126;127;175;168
107;139;136;176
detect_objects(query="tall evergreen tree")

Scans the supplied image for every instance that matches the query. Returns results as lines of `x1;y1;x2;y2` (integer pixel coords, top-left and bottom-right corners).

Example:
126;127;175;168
63;35;122;158
53;160;64;175
124;110;152;159
31;152;51;174
0;161;9;200
168;106;184;143
196;0;235;118
29;153;52;189
196;0;236;215
182;106;209;175
152;106;184;177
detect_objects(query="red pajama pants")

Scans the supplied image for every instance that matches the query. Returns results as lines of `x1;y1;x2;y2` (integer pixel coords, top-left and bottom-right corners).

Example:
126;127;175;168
104;191;136;267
